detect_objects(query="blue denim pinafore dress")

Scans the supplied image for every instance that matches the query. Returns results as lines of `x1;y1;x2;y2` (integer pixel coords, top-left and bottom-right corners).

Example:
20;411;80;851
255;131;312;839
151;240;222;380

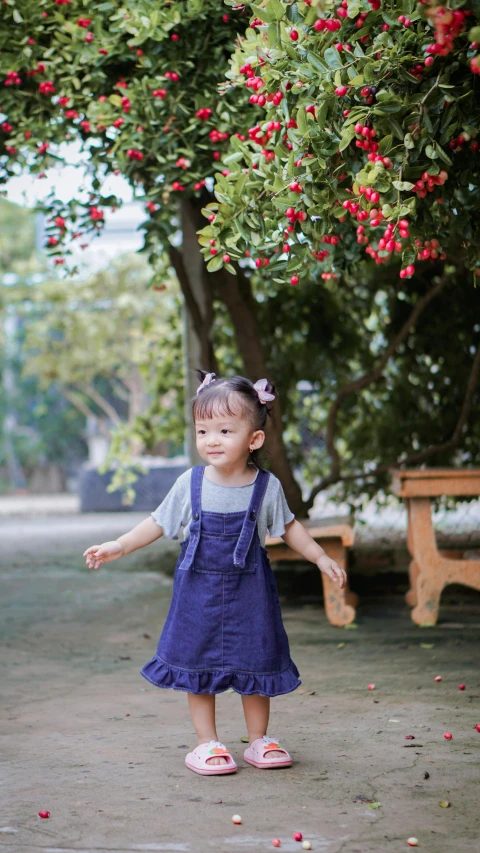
140;466;301;696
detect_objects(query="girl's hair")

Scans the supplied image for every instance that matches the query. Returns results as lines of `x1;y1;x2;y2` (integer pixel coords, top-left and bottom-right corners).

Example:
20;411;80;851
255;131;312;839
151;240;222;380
192;370;275;468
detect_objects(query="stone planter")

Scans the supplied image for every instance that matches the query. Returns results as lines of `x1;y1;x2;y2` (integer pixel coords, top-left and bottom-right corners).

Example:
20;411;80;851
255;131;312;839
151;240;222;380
80;458;188;512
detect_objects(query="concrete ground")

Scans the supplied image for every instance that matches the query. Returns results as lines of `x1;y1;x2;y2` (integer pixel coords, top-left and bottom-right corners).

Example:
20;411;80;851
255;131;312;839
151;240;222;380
1;513;480;853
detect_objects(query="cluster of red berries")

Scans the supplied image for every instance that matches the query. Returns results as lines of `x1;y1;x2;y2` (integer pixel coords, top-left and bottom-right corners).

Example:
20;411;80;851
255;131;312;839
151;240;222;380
113;117;124;128
209;129;229;143
39;80;55;95
245;75;264;94
5;145;17;155
414;238;445;261
311;248;329;261
89;206;104;221
413;169;448;198
146;201;157;213
261;148;275;162
1;121;12;133
126;148;143;160
26;62;46;79
343;193;383;226
285;207;307;225
321;234;340;245
354;122;379;153
255;257;270;268
38;142;49;153
289;182;303;194
313;18;341;33
164;71;179;82
152;88;167;98
121;96;131;112
76;17;91;28
194;179;206;190
175;157;189;170
359;85;378;106
171;181;185;191
248;124;273;147
4;70;21;85
196;107;212;120
449;132;479;153
426;7;467;56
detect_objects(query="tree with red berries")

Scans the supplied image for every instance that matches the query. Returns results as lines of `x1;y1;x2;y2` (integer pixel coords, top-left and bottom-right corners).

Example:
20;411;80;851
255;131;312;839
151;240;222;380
1;0;480;511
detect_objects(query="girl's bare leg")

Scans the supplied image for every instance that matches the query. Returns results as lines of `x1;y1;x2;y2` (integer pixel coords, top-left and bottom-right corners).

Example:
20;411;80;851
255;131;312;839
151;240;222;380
241;694;284;757
187;693;227;766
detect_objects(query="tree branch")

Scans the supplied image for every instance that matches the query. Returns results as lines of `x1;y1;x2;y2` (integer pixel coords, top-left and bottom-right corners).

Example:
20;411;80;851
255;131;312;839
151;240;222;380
77;383;120;424
304;340;480;508
168;243;217;372
63;388;95;420
312;274;450;501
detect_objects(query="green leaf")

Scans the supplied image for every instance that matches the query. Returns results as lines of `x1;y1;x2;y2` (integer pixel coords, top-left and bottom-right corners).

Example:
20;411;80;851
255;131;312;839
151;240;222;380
323;47;343;71
469;26;480;42
206;253;225;272
250;4;273;23
12;8;23;23
316;101;328;127
307;51;328;73
297;105;307;136
266;0;284;21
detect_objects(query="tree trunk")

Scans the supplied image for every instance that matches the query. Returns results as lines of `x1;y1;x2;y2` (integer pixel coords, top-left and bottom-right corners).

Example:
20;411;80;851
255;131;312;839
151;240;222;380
176;195;305;516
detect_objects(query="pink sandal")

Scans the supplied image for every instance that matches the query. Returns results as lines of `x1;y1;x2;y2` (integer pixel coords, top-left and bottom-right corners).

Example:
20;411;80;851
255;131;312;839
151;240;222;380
244;735;292;769
185;740;237;776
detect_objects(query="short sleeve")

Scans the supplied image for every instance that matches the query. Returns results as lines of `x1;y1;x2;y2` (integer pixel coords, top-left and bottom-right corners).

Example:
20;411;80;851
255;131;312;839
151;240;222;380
267;479;295;538
151;470;192;540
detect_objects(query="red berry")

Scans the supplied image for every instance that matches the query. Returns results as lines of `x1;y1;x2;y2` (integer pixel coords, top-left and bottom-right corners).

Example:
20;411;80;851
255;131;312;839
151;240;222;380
476;724;480;732
272;842;281;849
290;275;299;285
293;832;303;841
444;732;453;740
38;811;50;819
290;30;299;41
368;683;375;690
335;85;348;96
223;254;231;263
459;684;466;690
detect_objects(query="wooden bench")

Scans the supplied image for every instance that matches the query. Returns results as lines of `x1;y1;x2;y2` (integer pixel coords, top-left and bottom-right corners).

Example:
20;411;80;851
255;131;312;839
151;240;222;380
391;469;480;625
265;517;357;627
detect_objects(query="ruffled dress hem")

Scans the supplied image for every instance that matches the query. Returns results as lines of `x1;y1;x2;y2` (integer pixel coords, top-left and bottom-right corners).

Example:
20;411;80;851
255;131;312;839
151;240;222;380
140;655;301;697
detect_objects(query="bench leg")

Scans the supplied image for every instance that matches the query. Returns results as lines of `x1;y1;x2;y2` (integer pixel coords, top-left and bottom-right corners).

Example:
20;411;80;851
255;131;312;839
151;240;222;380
405;559;420;607
320;542;357;627
411;576;444;626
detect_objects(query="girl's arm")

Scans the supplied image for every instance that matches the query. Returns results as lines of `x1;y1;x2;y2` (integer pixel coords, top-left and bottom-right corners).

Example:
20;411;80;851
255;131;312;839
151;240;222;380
84;517;164;570
281;519;347;588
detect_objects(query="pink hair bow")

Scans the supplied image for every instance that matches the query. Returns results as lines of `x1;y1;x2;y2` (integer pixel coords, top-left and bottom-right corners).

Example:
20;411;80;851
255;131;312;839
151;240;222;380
253;378;275;404
196;372;216;394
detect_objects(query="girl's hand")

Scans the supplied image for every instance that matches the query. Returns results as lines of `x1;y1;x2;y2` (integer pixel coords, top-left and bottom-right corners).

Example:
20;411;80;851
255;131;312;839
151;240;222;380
83;541;125;570
317;554;347;589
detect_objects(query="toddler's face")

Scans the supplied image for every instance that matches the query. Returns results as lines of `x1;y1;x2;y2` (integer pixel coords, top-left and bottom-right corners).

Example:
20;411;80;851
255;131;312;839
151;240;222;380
195;412;264;468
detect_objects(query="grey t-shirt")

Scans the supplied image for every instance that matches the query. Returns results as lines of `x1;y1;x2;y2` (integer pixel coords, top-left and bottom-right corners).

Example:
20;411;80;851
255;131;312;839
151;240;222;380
151;467;295;547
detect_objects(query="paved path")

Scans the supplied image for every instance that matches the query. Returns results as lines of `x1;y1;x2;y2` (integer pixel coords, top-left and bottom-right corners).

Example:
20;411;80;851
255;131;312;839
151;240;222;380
1;532;480;853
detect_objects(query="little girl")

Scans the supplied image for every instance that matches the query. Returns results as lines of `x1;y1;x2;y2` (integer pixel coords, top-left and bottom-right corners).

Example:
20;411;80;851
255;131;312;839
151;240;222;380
84;371;346;776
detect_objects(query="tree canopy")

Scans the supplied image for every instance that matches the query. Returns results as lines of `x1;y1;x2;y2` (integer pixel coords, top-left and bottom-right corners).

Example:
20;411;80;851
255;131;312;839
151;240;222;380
1;1;479;512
